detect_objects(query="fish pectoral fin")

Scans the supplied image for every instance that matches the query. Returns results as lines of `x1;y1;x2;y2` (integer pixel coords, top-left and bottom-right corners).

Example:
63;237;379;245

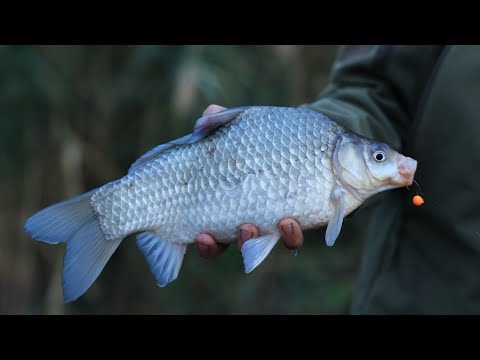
128;107;252;174
241;230;281;274
325;187;346;247
136;232;187;287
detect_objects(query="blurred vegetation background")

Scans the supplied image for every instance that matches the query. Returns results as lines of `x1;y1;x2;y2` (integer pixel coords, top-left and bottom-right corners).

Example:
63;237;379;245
0;45;370;314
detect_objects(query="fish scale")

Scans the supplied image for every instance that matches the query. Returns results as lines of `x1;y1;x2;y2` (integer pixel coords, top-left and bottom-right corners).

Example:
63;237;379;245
92;107;342;243
24;105;417;302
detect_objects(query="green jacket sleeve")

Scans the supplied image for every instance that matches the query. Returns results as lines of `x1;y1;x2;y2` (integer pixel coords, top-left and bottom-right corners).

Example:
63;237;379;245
301;45;444;151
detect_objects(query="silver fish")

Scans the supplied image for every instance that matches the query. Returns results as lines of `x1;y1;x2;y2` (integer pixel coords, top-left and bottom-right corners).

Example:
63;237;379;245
24;106;417;302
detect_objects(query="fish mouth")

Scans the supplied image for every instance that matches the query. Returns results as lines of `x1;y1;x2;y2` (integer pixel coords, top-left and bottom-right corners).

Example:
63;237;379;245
389;156;417;187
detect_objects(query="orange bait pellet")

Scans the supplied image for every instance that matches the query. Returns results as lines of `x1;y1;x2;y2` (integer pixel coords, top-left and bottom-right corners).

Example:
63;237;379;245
412;195;424;206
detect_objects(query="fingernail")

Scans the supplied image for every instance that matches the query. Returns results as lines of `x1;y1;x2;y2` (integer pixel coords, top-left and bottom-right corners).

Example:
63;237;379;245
281;223;294;236
240;230;253;242
197;243;209;253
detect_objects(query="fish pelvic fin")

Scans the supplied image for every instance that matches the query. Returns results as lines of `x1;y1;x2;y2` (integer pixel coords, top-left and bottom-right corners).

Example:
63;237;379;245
24;190;123;302
325;187;346;247
136;232;187;287
241;230;281;274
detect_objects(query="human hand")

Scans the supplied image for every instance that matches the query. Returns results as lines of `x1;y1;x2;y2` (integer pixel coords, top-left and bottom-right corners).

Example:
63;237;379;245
195;104;304;259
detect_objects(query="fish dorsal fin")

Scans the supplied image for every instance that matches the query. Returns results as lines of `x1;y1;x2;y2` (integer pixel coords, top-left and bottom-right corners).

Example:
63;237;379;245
136;231;187;287
241;230;281;274
128;106;252;174
128;134;192;174
192;106;251;136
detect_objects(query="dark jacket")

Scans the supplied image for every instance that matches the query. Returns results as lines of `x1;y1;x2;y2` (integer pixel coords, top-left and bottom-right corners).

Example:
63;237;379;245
304;45;480;314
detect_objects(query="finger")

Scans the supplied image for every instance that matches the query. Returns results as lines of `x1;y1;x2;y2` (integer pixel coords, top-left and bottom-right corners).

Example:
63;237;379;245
196;233;229;259
237;223;260;251
278;218;303;250
202;104;227;116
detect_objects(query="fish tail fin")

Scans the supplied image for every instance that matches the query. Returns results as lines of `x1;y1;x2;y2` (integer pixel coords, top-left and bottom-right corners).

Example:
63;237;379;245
24;190;123;302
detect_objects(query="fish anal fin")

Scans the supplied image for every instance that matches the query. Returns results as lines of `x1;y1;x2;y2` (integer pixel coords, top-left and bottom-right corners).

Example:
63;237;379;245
136;231;187;287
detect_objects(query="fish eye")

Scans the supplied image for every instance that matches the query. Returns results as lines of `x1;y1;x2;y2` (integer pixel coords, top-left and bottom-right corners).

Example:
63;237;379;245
372;146;386;162
373;150;386;162
374;152;385;162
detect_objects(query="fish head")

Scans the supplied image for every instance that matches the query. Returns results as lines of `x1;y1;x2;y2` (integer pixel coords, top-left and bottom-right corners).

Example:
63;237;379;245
333;132;417;200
